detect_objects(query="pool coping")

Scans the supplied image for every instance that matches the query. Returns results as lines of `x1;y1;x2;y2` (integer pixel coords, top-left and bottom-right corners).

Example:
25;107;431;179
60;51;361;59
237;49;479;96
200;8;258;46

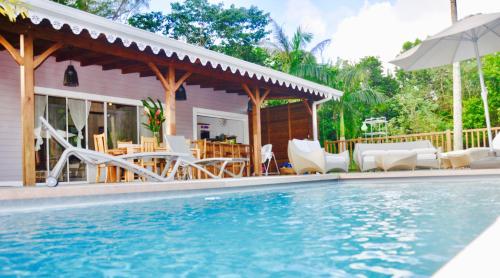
1;169;500;202
433;217;500;278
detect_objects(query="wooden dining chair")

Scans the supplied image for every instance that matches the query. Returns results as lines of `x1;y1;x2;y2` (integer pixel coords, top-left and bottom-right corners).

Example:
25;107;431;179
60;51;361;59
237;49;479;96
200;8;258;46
140;136;158;178
93;133;110;183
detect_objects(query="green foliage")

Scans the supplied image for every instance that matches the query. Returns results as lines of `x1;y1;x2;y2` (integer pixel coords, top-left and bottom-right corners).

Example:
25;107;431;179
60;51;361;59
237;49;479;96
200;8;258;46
127;11;167;33
263;21;330;76
128;0;270;65
0;0;28;22
51;0;149;20
141;97;165;134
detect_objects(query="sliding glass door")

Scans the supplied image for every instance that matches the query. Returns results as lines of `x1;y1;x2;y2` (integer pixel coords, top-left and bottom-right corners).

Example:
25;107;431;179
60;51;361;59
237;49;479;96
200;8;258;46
34;93;147;184
107;103;138;149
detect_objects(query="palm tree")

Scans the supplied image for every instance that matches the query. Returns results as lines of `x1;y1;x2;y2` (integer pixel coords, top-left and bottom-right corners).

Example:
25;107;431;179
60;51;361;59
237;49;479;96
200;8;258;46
329;62;385;139
0;0;28;22
262;20;331;77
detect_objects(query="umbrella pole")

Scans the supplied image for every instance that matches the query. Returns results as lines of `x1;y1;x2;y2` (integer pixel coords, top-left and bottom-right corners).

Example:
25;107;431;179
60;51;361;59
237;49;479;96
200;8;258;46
473;40;494;152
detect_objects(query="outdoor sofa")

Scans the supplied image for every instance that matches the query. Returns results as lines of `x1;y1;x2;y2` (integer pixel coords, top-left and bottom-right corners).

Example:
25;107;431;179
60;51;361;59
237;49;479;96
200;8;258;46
354;140;440;172
288;139;350;174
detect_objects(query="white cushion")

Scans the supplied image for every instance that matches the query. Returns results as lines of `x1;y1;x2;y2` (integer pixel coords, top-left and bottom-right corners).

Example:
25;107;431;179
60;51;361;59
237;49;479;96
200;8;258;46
418;153;437;160
292;139;322;153
412;148;437;154
492;134;500;150
362;150;387;156
326;154;346;163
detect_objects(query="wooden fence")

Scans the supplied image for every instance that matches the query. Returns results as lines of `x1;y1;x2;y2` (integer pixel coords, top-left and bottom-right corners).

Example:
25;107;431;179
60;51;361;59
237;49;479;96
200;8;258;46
324;127;500;166
258;102;313;166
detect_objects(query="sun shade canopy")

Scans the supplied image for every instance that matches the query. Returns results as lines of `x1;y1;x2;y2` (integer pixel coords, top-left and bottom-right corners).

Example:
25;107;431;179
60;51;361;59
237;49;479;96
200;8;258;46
390;12;500;71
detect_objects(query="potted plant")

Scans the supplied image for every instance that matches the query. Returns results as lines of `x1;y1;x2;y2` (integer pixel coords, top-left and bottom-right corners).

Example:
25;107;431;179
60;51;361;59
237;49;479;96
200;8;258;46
141;97;165;143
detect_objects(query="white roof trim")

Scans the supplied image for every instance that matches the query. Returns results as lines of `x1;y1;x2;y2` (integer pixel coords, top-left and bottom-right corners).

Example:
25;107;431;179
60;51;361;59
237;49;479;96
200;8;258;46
23;0;342;100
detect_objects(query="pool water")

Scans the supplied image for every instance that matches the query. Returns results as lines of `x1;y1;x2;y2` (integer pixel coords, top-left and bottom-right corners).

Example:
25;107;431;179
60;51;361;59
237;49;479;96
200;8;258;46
1;179;500;277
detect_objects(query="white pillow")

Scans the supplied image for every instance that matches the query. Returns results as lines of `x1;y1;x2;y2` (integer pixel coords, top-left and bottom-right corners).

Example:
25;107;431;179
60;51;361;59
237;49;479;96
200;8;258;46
412;148;437;154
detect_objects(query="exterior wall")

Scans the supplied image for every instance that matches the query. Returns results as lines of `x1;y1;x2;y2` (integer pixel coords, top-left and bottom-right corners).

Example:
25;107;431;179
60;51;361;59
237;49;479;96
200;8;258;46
0;52;248;183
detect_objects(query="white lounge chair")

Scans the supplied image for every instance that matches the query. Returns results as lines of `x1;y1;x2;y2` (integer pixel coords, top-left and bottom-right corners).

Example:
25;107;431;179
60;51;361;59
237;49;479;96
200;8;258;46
288;139;349;174
354;140;440;171
442;133;500;169
40;117;186;187
164;135;248;179
262;144;280;176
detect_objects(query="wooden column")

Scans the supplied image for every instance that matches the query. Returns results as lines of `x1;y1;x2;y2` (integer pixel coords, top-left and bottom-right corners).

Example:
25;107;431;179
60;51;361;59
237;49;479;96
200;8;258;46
148;63;191;135
0;33;63;186
242;84;270;176
20;33;36;186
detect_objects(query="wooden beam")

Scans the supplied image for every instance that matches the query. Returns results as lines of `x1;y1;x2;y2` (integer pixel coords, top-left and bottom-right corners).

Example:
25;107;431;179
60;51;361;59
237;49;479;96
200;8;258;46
174;71;192;91
80;55;121;67
148;62;170;91
303;99;313;116
242;83;257;104
0;21;323;100
102;61;135;71
242;85;268;176
121;64;148;74
34;41;63;69
0;33;22;65
20;33;36;186
261;88;271;103
167;65;176;135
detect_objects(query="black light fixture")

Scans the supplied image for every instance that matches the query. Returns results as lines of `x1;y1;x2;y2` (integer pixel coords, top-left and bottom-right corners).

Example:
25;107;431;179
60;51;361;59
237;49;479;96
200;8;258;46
63;62;79;87
247;100;253;112
175;84;187;101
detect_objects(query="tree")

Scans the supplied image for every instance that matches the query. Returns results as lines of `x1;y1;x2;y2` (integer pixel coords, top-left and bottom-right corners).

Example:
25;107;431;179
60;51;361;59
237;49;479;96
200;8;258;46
262;20;330;76
0;0;27;22
128;0;270;65
51;0;149;21
450;0;463;150
328;61;385;139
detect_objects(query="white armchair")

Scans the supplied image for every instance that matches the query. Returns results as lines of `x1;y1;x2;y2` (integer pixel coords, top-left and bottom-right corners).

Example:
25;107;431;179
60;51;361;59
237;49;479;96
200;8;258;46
288;139;349;174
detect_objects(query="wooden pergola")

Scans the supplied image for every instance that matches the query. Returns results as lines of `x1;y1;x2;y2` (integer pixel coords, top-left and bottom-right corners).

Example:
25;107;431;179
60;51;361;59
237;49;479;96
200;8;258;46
0;2;341;186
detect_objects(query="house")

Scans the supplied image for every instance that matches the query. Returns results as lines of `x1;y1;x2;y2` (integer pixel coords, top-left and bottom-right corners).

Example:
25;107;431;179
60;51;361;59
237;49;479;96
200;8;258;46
0;0;342;186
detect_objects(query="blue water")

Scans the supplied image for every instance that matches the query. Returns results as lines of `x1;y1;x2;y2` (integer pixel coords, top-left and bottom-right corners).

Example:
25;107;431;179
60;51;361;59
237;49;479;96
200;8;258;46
1;179;500;277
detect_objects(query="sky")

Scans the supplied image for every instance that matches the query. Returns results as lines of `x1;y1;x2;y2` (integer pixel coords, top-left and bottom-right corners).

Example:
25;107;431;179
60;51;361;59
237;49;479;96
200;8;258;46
149;0;500;69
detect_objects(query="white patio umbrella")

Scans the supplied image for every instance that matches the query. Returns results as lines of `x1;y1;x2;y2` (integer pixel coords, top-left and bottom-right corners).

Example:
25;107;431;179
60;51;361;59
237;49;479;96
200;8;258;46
390;12;500;151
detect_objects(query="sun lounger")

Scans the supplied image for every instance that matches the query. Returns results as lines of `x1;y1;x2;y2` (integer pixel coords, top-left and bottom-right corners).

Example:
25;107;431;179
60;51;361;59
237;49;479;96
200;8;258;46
40;117;186;187
288;139;349;174
354;140;440;171
164;135;248;179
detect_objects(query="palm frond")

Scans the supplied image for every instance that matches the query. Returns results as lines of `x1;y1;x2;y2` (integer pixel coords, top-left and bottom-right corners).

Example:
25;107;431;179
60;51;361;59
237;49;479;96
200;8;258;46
310;39;331;56
270;19;290;54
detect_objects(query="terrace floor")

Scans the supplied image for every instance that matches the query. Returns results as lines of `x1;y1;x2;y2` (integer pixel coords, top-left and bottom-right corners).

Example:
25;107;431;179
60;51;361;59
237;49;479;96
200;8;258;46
1;169;499;205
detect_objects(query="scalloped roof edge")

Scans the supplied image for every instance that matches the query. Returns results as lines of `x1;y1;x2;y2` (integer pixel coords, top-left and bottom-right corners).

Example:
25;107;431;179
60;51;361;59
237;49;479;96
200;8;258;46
23;0;343;100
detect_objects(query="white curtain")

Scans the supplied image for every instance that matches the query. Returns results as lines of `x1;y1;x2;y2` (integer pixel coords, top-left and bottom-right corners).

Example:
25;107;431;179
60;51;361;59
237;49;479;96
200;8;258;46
68;99;89;148
34;95;47;151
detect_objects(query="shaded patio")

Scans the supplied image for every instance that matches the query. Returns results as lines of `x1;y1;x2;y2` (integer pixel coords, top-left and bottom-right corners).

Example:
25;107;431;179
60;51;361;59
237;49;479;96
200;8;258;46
0;0;342;186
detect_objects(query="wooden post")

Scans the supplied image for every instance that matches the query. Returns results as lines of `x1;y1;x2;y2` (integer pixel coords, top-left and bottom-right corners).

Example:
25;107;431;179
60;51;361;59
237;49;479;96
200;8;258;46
446;129;452;152
242;84;270;176
20;33;36;186
148;63;191;135
0;33;64;186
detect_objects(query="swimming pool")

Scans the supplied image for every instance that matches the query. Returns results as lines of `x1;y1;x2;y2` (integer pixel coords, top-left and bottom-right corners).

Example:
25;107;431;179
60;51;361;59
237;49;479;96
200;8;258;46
1;178;500;277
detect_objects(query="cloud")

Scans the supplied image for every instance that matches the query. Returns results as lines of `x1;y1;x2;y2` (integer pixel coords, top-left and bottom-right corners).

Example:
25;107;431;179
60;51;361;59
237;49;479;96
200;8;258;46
284;0;327;37
326;0;500;70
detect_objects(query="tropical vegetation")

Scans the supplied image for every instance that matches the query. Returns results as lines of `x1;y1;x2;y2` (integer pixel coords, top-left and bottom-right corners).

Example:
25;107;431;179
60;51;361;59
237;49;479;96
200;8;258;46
30;0;498;142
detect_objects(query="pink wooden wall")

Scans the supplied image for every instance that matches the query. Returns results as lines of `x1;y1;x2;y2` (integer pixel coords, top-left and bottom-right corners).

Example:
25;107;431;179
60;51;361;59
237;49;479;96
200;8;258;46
0;51;248;183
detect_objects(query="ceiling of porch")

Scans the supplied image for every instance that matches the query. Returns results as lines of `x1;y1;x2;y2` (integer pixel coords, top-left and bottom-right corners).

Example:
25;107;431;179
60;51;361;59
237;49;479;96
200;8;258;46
0;17;329;101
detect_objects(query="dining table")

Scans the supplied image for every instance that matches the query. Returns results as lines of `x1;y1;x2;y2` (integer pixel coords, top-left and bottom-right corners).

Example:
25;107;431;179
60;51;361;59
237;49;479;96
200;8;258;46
106;143;201;182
